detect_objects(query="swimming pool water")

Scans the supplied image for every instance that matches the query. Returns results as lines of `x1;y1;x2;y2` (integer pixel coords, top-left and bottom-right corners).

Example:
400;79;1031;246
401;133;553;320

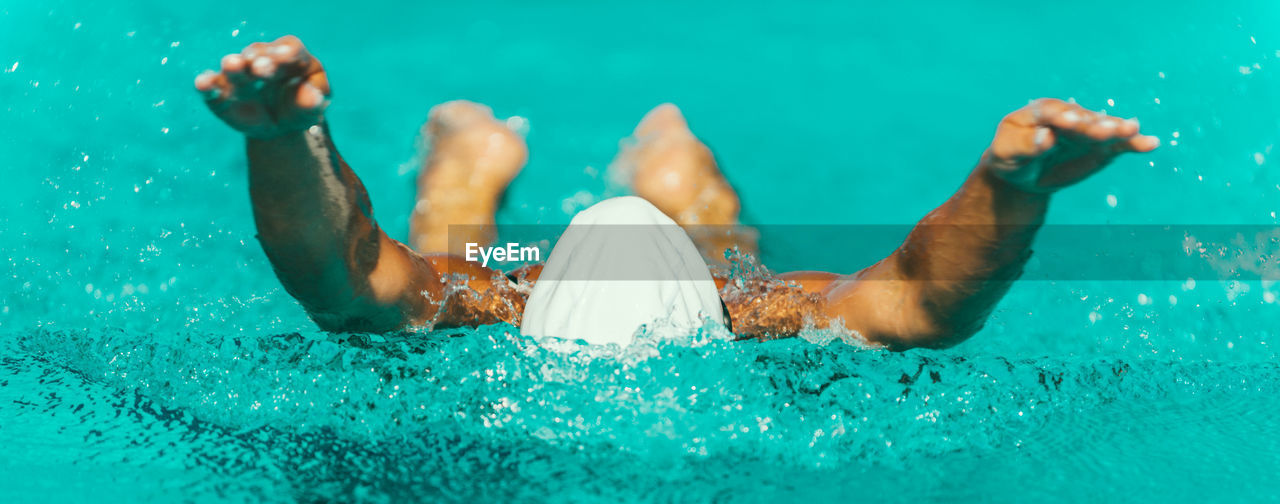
3;0;1279;501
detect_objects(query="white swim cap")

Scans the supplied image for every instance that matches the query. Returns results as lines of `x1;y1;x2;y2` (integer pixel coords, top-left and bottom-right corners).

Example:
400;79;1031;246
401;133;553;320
520;196;724;346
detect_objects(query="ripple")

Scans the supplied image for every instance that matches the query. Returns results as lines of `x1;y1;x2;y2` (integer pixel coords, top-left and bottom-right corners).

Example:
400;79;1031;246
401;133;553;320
5;327;1278;501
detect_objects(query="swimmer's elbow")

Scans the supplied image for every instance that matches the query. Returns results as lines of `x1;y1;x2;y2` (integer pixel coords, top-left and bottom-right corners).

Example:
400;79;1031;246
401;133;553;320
857;312;984;351
869;329;972;351
306;304;410;334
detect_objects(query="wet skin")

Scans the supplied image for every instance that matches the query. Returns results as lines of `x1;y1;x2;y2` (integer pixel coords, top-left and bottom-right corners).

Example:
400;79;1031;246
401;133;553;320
197;36;1157;349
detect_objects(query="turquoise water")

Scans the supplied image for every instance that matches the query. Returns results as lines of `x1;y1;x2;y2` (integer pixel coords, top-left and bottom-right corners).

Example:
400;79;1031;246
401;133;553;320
3;0;1280;501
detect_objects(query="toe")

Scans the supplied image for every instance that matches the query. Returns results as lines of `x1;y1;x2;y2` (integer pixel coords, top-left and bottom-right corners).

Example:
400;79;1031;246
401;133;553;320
636;103;690;137
427;100;494;135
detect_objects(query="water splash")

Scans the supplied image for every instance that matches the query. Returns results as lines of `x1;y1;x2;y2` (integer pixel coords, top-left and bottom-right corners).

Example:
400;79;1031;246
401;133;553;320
9;326;1279;501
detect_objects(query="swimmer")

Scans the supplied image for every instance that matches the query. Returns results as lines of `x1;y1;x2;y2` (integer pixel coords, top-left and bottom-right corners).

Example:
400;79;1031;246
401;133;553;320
195;36;1159;350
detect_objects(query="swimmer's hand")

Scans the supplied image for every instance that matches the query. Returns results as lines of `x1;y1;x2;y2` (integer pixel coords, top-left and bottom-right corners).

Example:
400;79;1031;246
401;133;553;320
983;98;1160;193
194;36;330;139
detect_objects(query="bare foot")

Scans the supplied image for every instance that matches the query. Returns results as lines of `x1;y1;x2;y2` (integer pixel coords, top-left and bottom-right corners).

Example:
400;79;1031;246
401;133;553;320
617;104;736;224
410;101;527;255
194;35;330;138
985;98;1160;192
612;104;756;262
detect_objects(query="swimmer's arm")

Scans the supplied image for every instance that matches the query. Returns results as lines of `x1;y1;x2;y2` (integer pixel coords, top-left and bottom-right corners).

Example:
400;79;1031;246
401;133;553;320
787;99;1159;350
195;36;521;332
246;125;436;331
246;126;522;331
797;168;1047;350
715;170;1039;349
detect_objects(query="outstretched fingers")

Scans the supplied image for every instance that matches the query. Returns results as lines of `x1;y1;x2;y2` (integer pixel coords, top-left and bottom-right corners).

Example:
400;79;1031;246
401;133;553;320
996;98;1159;160
1032;98;1157;144
1114;131;1161;153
